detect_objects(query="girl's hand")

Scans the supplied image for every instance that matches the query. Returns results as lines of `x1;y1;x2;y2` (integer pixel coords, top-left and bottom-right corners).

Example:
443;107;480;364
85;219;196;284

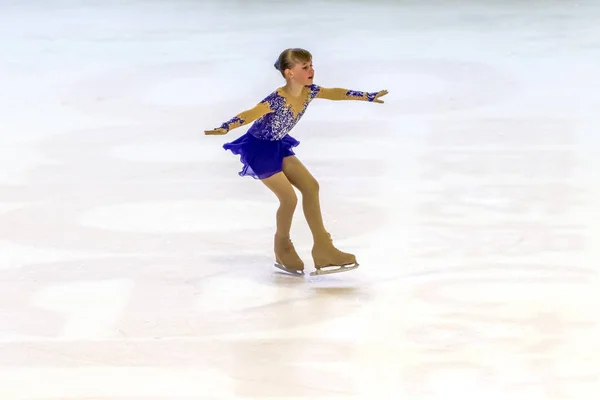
204;128;227;135
373;90;388;103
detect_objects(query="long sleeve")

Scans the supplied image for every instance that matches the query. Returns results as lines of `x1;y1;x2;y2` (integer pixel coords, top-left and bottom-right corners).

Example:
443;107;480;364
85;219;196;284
314;86;378;102
218;101;273;132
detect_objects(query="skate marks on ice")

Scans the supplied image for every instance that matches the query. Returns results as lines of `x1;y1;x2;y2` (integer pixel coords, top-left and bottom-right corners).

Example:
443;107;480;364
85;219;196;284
0;338;360;398
0;253;378;340
410;117;586;264
390;116;600;398
0;256;375;398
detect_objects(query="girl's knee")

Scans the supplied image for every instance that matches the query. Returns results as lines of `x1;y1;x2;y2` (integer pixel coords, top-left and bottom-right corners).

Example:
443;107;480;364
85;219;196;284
311;178;320;193
280;190;298;209
302;177;319;195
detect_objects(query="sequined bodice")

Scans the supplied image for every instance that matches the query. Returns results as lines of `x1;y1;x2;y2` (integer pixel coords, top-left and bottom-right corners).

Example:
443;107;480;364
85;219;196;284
247;85;320;141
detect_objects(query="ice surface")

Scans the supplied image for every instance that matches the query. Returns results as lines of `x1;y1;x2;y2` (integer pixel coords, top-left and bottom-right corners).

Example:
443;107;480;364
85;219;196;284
1;0;599;398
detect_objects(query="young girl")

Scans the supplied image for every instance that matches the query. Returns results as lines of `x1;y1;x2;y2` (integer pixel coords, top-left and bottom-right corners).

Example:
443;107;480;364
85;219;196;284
205;48;388;276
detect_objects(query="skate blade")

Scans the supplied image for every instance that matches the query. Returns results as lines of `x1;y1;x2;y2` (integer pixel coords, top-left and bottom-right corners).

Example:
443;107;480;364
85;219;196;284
274;263;305;276
310;263;359;276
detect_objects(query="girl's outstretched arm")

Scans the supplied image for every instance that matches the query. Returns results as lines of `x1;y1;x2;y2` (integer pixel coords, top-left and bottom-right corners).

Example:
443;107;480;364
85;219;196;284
315;87;388;103
205;101;273;135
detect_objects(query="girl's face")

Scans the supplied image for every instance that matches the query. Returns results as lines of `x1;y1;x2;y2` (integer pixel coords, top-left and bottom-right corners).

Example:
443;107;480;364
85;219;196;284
288;59;314;85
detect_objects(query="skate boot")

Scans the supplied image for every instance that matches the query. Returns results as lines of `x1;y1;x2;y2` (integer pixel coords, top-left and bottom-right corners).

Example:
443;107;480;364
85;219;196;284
310;233;359;276
274;234;305;276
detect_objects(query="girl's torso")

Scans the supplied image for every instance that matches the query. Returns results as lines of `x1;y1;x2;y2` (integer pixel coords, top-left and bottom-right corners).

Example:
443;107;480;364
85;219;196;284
248;84;320;140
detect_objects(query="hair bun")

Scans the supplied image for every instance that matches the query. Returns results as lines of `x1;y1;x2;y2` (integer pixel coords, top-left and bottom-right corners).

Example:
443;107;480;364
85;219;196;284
274;59;280;70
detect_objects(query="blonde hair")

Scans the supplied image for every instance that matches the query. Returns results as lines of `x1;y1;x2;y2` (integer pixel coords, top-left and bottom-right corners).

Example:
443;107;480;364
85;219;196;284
274;48;312;78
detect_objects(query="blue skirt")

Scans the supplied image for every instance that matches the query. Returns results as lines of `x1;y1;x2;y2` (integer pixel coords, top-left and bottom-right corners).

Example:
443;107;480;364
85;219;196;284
223;133;300;179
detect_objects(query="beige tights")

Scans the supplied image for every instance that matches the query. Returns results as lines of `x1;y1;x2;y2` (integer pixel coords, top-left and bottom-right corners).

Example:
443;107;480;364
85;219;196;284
261;156;327;241
261;156;356;268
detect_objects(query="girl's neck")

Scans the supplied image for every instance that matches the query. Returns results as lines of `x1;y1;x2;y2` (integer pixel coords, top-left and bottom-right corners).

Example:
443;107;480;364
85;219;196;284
282;81;304;98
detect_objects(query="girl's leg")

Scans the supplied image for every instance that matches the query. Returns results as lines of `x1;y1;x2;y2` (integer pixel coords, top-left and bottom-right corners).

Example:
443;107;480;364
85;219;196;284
261;171;298;237
281;156;327;240
282;156;357;268
261;171;304;271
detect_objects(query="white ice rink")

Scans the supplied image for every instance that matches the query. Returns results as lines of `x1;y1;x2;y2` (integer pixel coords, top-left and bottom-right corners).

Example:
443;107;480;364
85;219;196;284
1;0;600;398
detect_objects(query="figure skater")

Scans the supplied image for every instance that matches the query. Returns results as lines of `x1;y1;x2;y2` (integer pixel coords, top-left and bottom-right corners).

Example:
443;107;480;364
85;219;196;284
205;48;388;276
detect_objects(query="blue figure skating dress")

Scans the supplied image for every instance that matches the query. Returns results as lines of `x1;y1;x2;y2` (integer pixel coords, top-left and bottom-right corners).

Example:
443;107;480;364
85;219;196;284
217;84;378;179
